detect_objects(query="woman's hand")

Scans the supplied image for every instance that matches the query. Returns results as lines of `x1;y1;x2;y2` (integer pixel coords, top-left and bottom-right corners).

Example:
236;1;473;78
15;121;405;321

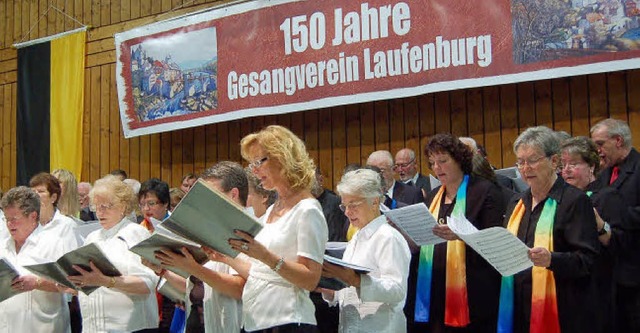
155;247;201;273
432;224;460;241
67;261;110;287
322;262;361;288
11;275;39;292
229;230;269;262
141;258;163;275
528;247;552;267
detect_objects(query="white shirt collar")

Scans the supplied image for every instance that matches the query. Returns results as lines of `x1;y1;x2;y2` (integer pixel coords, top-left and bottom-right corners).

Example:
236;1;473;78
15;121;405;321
386;180;396;199
353;215;387;241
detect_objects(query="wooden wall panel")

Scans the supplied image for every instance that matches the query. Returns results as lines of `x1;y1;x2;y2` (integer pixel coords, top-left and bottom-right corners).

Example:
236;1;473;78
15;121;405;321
0;0;639;195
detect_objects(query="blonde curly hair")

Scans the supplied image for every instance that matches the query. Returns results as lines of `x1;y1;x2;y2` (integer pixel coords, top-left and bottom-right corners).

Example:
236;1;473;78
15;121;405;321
240;125;315;192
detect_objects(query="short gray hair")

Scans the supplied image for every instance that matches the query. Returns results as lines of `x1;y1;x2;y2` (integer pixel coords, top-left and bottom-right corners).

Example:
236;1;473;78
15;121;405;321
0;186;41;219
514;126;559;156
336;169;383;200
591;118;632;148
367;150;393;168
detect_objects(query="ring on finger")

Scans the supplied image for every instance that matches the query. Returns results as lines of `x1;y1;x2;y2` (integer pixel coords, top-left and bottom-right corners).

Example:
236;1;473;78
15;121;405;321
241;243;249;251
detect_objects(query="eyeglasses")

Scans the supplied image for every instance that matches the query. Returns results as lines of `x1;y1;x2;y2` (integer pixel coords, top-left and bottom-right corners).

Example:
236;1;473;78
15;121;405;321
90;203;116;212
139;201;159;209
393;158;416;170
515;155;548;169
339;200;367;212
561;161;587;170
249;156;268;169
2;214;27;224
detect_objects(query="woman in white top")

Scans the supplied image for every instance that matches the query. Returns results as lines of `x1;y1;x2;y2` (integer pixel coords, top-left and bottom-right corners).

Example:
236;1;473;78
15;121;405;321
29;172;80;252
226;125;328;332
67;175;159;333
321;168;411;333
0;186;72;332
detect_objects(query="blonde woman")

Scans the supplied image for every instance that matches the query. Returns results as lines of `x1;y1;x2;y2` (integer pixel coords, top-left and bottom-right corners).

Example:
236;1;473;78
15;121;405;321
51;169;81;218
228;125;329;332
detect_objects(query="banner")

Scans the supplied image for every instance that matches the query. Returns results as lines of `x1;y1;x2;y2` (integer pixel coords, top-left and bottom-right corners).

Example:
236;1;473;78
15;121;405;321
115;0;640;138
16;28;86;185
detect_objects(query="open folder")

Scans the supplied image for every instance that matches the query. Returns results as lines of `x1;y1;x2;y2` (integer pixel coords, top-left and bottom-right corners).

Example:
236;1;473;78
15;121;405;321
159;179;263;258
318;254;372;291
23;243;121;295
0;258;21;302
130;225;209;278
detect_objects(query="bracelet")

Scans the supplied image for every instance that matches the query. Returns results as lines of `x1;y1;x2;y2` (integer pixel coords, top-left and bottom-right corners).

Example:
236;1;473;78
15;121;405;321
272;257;285;272
107;276;117;288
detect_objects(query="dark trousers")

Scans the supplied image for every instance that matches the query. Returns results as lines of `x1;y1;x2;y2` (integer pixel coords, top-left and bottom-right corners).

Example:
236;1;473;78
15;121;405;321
615;284;640;332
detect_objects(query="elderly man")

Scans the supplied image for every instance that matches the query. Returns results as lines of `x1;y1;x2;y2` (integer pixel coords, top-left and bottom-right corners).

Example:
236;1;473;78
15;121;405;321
368;150;423;209
78;182;96;222
394;148;431;197
591;118;640;333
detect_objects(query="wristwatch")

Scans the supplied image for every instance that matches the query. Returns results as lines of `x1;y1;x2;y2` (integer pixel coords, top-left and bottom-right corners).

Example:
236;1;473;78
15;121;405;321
598;222;611;236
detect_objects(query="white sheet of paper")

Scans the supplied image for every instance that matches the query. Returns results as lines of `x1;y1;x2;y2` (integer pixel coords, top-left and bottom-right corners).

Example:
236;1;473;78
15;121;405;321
447;214;532;276
383;203;446;246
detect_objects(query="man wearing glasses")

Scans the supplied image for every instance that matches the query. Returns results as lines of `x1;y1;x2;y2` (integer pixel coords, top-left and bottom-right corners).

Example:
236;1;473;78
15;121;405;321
394;148;431;199
367;150;424;209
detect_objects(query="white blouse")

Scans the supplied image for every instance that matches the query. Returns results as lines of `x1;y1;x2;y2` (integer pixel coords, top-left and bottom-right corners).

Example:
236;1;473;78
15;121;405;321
41;209;80;253
0;226;71;333
185;261;242;333
242;198;328;331
79;218;159;333
326;215;411;333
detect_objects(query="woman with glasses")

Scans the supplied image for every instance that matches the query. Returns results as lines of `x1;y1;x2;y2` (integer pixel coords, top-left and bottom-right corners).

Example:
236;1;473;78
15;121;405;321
497;127;599;333
560;136;626;332
68;175;159;333
412;133;507;333
226;125;328;332
139;178;171;229
320;168;411;332
0;186;72;332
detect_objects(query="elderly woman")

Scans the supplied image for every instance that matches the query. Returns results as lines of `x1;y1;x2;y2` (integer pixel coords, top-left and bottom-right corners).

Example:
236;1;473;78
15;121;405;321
413;133;506;333
498;127;599;333
227;125;328;332
0;187;71;332
67;175;159;332
321;169;411;332
560;136;626;332
29;172;79;252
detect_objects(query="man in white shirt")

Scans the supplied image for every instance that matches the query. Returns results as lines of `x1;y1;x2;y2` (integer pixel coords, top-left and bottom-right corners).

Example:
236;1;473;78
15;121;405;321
154;161;248;333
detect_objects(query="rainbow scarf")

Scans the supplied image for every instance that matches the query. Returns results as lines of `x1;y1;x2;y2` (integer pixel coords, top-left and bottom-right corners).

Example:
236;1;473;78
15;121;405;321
497;198;560;333
415;174;470;327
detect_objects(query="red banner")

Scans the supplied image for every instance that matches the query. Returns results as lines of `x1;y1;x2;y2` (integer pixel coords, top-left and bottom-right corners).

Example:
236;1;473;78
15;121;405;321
115;0;640;138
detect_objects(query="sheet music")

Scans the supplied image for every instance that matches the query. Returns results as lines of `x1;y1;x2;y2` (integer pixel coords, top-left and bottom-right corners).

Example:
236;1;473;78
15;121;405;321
383;203;446;246
447;215;532;276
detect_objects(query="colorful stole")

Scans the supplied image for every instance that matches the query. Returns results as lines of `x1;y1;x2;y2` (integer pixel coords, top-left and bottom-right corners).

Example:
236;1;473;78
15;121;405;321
497;198;561;333
415;175;470;327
